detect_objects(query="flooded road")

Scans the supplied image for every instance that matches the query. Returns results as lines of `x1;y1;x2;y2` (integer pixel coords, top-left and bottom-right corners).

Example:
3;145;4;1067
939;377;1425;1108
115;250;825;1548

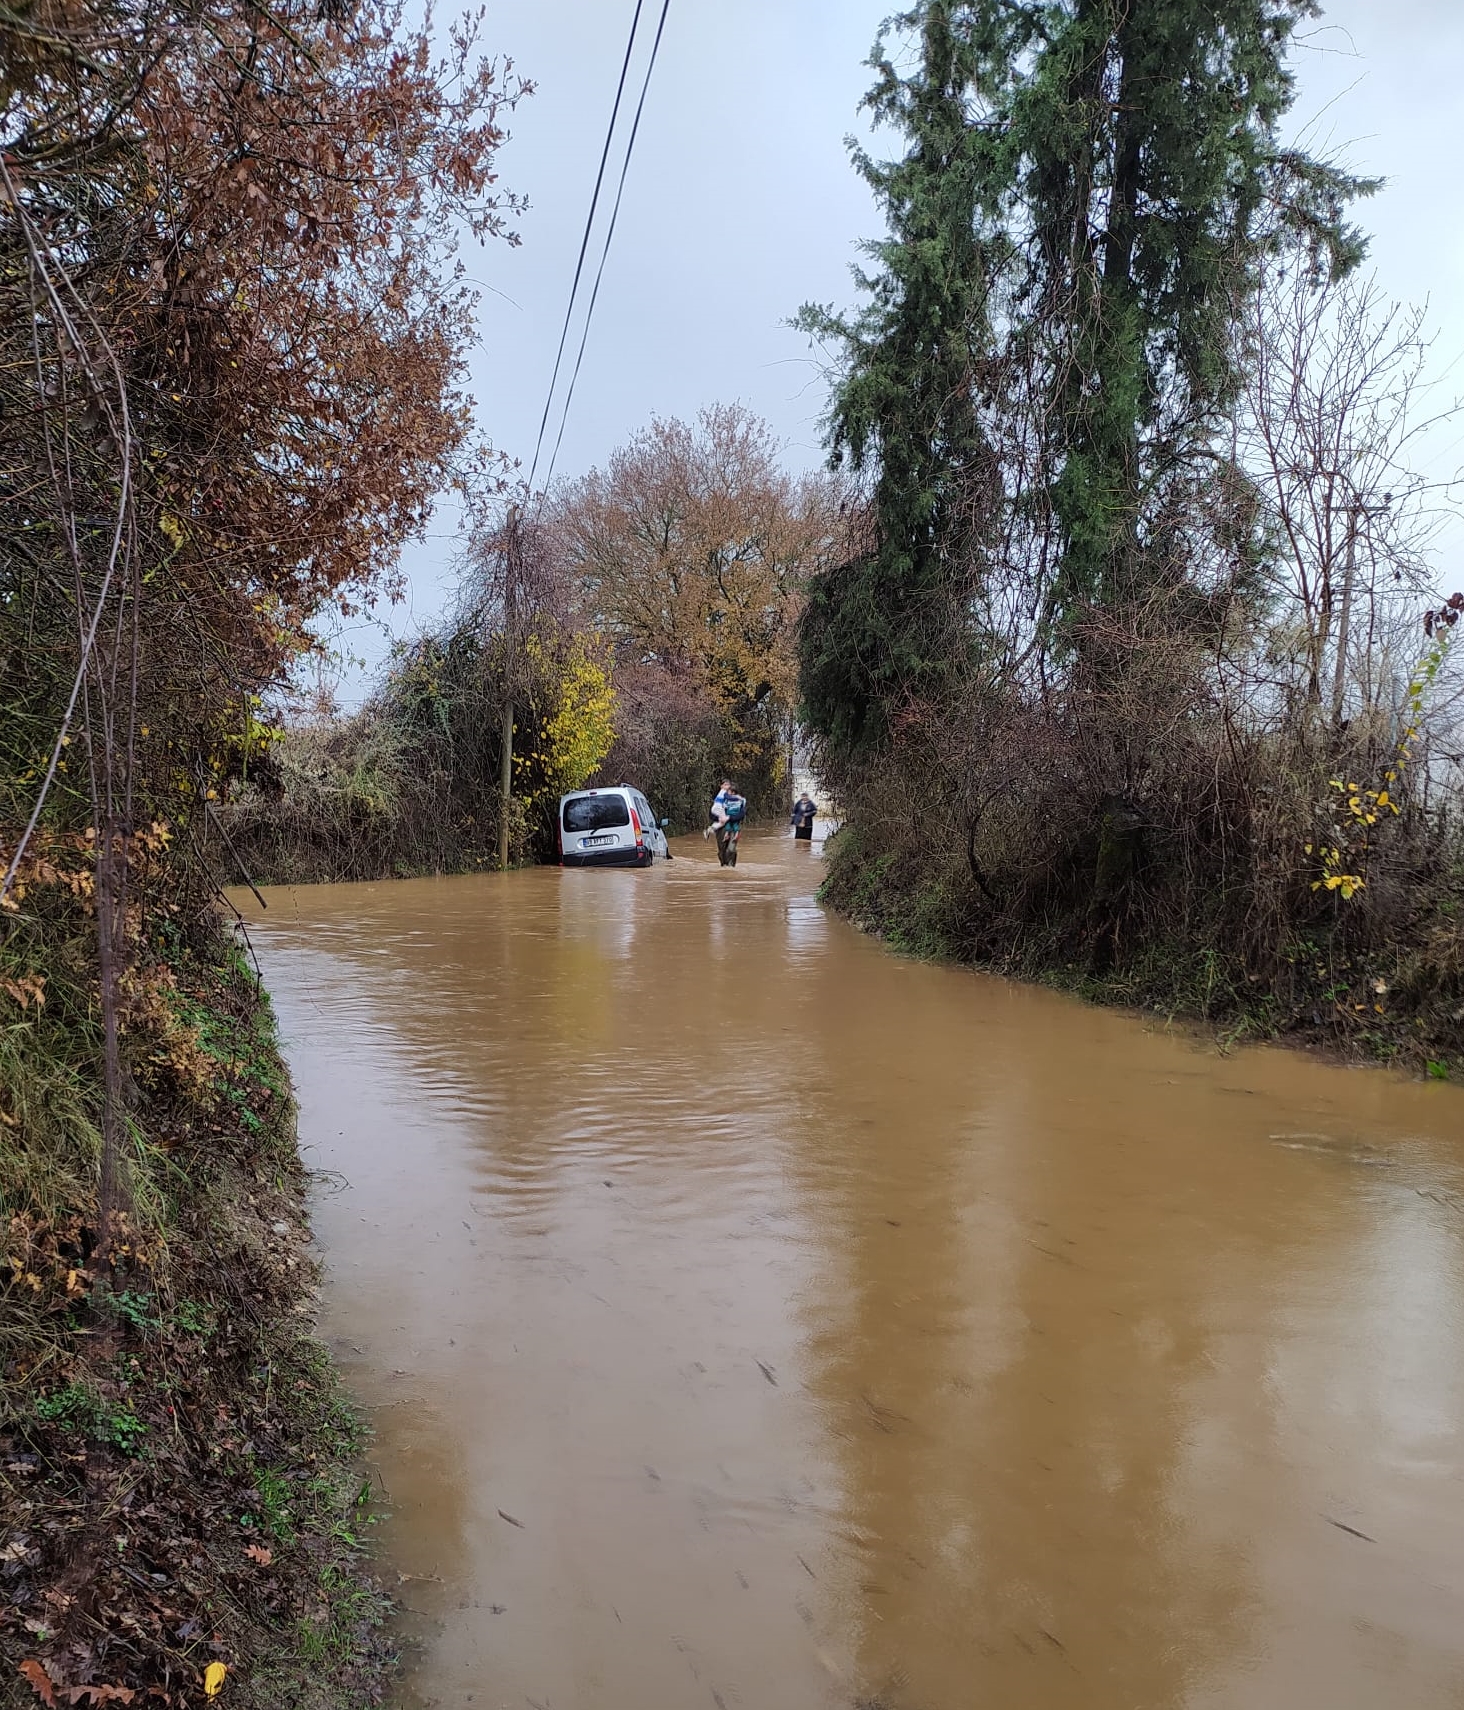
247;829;1464;1710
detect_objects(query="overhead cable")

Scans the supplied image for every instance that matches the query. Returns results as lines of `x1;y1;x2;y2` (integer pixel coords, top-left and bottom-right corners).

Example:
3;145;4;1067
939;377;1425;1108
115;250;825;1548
525;0;648;495
541;0;673;495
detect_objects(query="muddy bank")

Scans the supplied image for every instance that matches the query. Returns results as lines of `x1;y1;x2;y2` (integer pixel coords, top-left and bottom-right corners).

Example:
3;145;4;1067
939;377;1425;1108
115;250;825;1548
1;939;391;1710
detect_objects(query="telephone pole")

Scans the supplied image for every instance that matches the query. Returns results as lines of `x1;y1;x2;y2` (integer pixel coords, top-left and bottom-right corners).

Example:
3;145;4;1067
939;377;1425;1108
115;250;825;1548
498;505;520;871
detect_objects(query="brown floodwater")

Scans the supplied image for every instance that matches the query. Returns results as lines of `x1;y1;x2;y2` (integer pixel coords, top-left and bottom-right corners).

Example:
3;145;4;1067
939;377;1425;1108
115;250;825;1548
244;828;1464;1710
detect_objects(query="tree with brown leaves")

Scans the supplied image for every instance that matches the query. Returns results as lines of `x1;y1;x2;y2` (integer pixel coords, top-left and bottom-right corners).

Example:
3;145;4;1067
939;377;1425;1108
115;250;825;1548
1;0;527;1694
547;405;848;811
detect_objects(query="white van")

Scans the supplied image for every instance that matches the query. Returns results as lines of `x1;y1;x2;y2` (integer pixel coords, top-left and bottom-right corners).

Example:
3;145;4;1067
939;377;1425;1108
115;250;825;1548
558;786;671;868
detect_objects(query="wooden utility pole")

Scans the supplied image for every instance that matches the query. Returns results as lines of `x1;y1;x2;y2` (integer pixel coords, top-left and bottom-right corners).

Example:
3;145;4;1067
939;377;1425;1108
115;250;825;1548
498;505;519;871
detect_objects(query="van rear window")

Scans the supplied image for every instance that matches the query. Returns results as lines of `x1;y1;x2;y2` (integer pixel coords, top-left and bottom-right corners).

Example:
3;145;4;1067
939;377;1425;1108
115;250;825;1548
563;794;630;832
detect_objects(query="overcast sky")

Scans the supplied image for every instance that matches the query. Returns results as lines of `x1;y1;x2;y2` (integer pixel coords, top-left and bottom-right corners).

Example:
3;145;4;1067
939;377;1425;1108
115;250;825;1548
328;0;1464;695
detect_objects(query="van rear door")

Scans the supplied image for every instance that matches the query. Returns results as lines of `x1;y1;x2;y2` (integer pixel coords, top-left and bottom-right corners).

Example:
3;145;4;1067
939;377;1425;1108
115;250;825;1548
562;791;632;857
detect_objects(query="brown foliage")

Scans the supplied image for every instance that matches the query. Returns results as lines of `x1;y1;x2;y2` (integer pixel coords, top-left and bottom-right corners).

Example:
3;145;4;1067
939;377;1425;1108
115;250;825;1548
1;0;526;1697
2;0;526;1235
544;404;850;814
2;0;528;838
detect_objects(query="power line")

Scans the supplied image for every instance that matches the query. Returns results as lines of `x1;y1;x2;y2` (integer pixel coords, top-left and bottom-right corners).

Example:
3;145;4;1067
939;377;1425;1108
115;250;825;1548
541;0;673;495
525;0;648;495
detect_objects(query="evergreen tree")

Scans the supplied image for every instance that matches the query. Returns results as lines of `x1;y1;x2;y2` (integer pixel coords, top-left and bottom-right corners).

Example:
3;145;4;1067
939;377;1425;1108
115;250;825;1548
796;3;993;758
801;0;1371;754
997;0;1372;612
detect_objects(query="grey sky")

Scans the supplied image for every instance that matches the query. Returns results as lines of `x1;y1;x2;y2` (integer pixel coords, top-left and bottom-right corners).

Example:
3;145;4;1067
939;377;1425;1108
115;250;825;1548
330;0;1464;694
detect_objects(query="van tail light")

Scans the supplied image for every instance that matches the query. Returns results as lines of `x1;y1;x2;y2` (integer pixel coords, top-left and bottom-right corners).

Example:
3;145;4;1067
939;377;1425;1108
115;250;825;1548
630;805;643;846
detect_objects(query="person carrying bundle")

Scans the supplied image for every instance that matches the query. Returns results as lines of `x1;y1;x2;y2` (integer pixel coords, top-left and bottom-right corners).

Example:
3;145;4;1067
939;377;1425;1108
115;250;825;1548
705;780;746;867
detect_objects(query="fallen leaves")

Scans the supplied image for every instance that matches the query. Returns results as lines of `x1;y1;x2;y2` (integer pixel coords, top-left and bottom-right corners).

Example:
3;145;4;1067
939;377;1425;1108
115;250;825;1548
242;1545;272;1566
202;1662;227;1697
1;973;46;1010
16;1663;138;1706
18;1661;54;1706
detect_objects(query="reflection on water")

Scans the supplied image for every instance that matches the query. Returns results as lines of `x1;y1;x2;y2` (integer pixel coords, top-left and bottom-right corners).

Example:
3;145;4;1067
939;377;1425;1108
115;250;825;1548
245;829;1464;1710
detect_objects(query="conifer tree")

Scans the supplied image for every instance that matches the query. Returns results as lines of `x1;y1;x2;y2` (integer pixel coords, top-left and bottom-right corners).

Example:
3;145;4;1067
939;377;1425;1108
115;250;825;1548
801;0;1371;755
796;3;992;757
997;0;1371;613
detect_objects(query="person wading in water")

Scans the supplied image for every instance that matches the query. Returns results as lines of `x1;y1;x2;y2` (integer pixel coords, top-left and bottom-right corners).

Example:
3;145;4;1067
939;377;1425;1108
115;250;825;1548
705;780;746;867
790;792;818;841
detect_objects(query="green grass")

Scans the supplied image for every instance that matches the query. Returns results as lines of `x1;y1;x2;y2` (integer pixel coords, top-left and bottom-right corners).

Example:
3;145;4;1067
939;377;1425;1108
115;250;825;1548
34;1382;149;1454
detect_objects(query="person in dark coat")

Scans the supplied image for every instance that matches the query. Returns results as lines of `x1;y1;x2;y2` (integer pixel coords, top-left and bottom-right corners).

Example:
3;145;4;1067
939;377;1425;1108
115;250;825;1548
790;793;818;840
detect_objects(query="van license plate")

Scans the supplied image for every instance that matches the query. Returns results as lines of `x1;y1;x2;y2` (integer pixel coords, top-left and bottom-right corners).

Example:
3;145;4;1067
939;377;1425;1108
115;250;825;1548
582;835;616;848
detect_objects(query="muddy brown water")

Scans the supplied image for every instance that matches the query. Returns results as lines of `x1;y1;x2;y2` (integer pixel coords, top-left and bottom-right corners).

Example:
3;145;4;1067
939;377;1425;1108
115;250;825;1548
244;829;1464;1710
